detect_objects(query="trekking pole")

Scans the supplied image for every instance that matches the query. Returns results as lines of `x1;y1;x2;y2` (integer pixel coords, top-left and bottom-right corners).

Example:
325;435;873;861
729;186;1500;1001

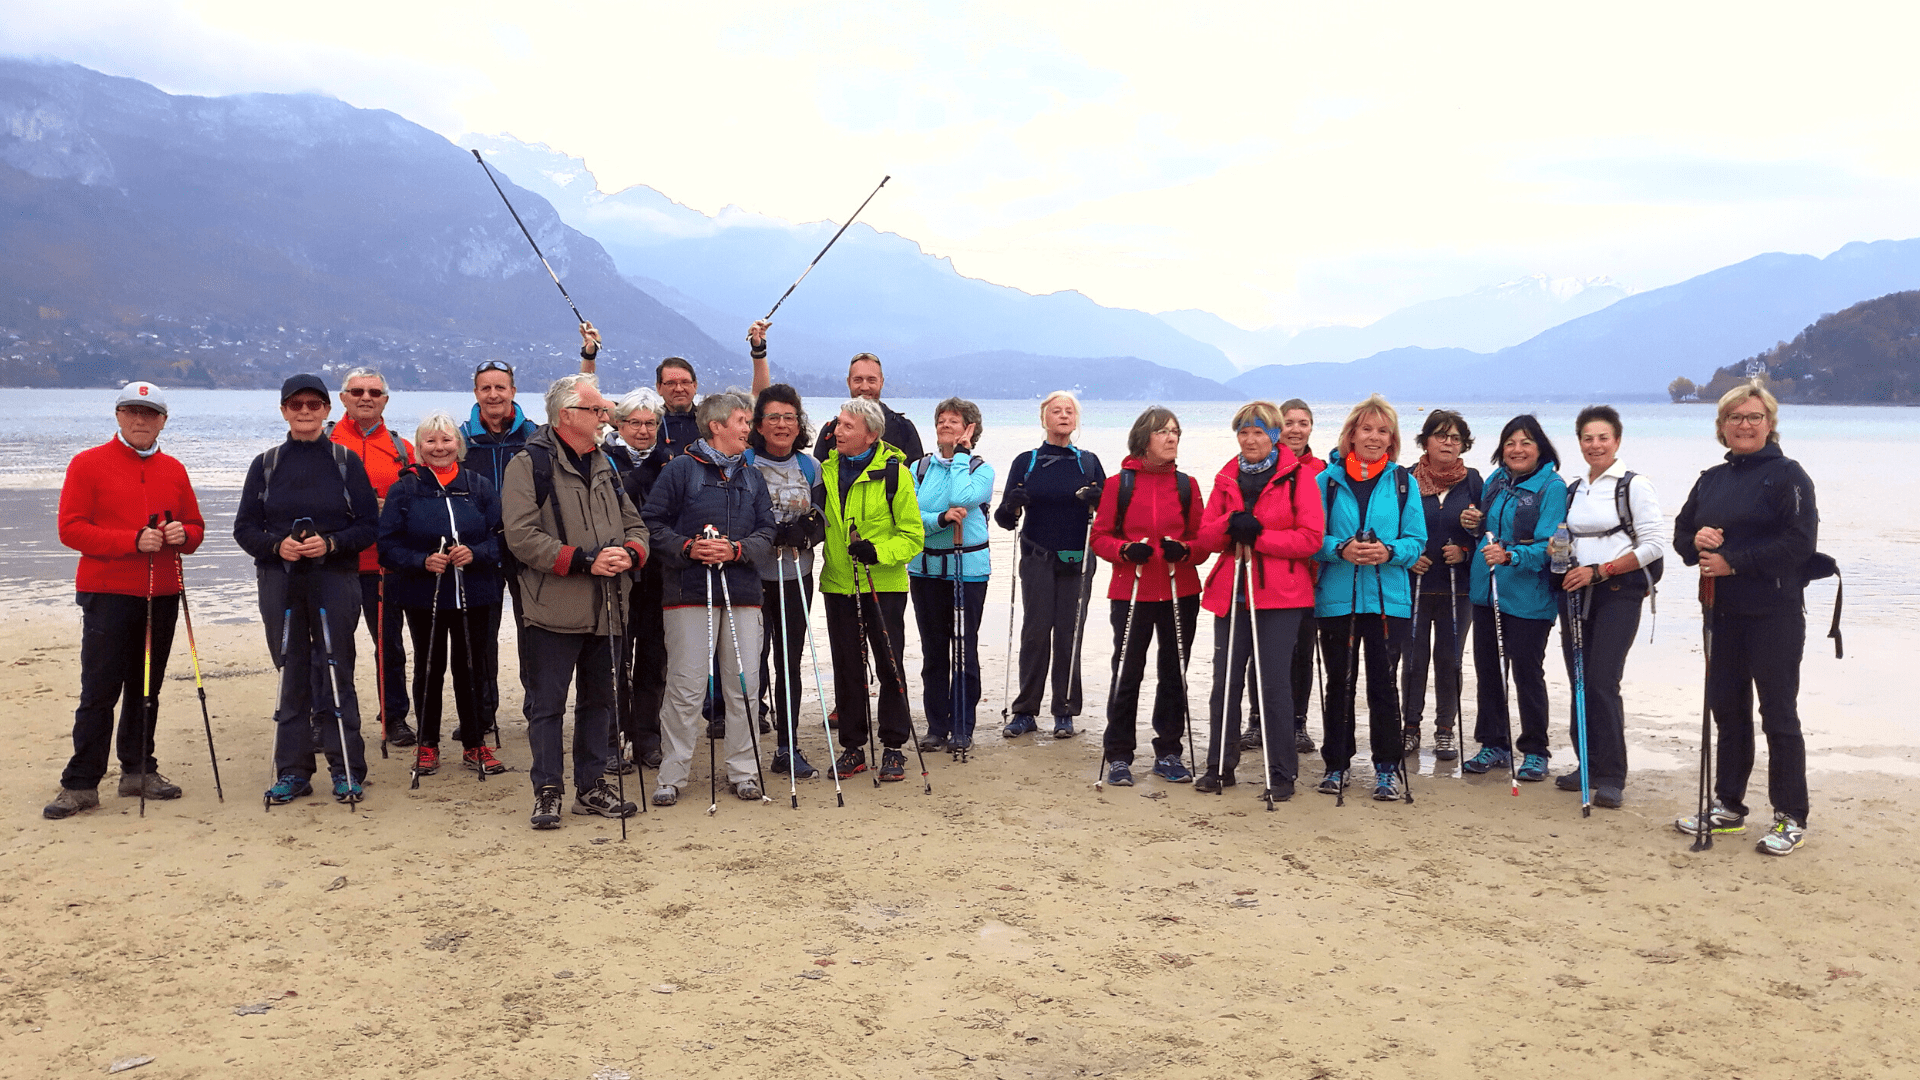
376;569;390;759
847;533;880;789
717;565;773;805
1488;566;1520;798
763;176;890;321
165;513;222;801
1164;551;1197;778
1448;563;1465;779
412;540;446;791
1212;554;1243;792
442;499;485;785
1241;549;1279;812
1399;568;1421;806
1064;516;1097;725
1570;587;1591;818
704;561;721;815
776;549;799;808
602;573;631;838
268;557;300;814
999;526;1019;732
797;550;846;807
1691;560;1717;851
315;584;360;813
951;554;969;762
1338;561;1360;808
470;149;590;329
139;514;158;818
1093;563;1143;789
860;562;932;793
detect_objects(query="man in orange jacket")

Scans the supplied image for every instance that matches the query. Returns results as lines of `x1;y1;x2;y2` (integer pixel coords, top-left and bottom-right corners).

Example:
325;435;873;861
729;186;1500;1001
47;383;206;819
329;366;417;746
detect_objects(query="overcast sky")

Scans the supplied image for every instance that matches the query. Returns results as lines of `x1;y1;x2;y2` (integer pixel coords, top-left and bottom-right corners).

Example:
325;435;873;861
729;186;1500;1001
8;0;1920;329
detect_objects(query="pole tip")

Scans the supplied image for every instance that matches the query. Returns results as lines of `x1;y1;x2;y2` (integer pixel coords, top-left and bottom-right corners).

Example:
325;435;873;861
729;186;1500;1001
880;175;891;185
471;148;484;162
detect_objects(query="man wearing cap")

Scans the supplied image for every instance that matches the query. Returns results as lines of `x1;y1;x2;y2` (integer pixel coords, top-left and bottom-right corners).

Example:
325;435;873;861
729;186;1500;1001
47;383;207;818
328;366;416;748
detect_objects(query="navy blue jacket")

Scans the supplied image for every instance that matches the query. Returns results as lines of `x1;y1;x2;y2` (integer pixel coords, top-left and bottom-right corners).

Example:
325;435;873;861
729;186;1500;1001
641;442;777;608
1673;442;1818;616
377;464;504;610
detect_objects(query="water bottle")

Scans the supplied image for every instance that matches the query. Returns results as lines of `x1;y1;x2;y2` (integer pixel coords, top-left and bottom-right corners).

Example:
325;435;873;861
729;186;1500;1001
1548;521;1574;574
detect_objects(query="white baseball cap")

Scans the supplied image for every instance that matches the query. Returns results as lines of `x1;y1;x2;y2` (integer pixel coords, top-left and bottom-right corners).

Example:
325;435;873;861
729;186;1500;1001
114;382;168;416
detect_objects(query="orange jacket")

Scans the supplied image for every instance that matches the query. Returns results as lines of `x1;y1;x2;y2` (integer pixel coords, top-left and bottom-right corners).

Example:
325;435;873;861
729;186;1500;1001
329;418;414;573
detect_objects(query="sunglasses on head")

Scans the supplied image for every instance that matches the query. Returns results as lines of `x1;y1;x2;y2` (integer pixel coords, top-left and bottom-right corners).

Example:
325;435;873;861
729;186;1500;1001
475;360;514;376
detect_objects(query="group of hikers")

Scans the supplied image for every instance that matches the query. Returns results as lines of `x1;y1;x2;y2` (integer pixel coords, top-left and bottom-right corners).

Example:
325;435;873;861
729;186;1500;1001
47;322;1824;856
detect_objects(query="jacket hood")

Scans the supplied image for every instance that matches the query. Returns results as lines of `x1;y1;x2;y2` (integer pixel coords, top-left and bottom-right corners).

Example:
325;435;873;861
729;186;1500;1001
463;402;534;437
1119;453;1178;473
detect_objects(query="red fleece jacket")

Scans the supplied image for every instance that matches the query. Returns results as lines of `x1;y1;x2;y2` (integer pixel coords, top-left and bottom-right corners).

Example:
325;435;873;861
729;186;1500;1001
330;418;414;573
58;438;206;596
1089;455;1204;602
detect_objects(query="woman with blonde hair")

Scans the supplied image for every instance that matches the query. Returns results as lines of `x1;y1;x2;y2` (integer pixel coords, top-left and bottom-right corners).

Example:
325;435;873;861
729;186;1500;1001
1312;394;1426;801
994;390;1107;739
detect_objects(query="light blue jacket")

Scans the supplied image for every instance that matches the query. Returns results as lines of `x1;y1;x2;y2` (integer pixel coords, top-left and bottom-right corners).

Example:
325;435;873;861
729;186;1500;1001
1469;463;1569;622
908;451;995;582
1312;453;1427;618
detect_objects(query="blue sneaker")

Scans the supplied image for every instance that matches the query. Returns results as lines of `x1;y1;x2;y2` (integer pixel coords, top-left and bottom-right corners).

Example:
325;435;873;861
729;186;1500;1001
264;774;312;804
1052;716;1076;739
1152;755;1193;783
1105;761;1134;787
1462;746;1511;774
1002;714;1038;738
1516;754;1549;782
770;747;819;780
1315;769;1347;795
331;773;365;803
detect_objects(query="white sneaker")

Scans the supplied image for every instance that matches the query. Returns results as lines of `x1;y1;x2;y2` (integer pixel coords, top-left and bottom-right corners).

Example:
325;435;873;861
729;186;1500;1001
1755;812;1806;856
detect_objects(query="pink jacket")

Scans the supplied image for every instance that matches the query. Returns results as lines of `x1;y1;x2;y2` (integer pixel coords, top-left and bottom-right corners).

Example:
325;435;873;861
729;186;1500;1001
1089;456;1204;602
1197;451;1324;617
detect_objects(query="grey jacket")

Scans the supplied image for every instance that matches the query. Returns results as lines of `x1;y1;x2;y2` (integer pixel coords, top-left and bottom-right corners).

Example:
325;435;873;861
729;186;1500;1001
501;425;649;636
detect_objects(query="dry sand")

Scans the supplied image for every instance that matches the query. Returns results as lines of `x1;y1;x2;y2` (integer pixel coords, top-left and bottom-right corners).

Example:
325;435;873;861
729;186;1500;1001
3;576;1917;1080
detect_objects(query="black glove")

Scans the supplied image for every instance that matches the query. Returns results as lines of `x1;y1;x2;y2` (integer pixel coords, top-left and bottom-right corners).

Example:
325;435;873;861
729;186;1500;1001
1121;541;1153;565
1074;482;1104;509
796;508;827;548
771;519;798;548
1160;538;1190;563
999;487;1031;513
993;502;1022;531
848;538;879;565
1227;510;1263;547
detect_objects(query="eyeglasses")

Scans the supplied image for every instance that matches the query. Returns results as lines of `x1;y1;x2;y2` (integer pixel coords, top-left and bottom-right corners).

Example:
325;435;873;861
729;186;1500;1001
761;412;799;424
475;360;513;376
1432;432;1463;443
343;387;386;399
565;405;612;420
620;417;659;429
659;377;696;390
1726;412;1768;426
285;399;328;414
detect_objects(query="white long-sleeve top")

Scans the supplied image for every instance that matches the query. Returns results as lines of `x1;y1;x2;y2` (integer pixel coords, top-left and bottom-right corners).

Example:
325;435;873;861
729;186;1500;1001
1564;459;1668;570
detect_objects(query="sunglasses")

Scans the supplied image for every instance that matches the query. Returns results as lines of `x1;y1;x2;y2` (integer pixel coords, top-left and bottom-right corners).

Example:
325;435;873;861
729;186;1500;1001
475;360;514;376
343;387;386;399
285;399;328;414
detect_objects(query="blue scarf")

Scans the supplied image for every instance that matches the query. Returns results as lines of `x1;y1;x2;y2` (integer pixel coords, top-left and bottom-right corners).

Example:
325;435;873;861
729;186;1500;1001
696;438;743;477
844;446;876;466
1239;449;1279;474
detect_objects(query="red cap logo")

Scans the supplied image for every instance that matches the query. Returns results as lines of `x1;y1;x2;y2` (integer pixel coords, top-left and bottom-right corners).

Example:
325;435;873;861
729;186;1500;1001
138;385;150;397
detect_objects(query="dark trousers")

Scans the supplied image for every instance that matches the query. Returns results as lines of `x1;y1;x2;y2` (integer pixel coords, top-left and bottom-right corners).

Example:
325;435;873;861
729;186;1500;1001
911;576;988;742
1289;613;1317;729
475;574;527;738
1709;608;1810;825
824;588;913;751
1013;540;1091;719
759;571;814;747
1559;583;1643;788
358;572;410;733
1205;605;1304;785
260;566;367;781
1317;613;1408;771
1101;595;1198;765
1404;585;1472;735
62;592;180;790
405;604;493;750
519;624;612;793
619;573;666;758
1471;604;1552;758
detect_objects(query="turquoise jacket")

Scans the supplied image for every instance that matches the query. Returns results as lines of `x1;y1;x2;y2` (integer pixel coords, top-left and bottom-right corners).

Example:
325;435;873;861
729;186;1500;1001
908;451;995;582
1313;452;1427;619
1468;463;1569;622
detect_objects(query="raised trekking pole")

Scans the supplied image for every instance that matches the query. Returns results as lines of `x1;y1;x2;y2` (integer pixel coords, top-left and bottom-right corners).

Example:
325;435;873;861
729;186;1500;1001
798;550;846;807
1093;563;1143;790
412;539;446;791
139;514;158;818
1488;566;1520;798
1164;550;1198;778
1241;549;1280;812
165;513;222;801
442;500;485;786
471;149;590;329
859;562;932;794
602;573;631;838
1569;587;1592;818
1691;559;1717;852
776;549;799;808
717;562;773;805
763;176;891;322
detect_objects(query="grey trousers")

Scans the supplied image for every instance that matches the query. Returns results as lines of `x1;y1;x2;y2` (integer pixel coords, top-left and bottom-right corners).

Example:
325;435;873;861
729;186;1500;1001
658;603;763;791
1012;539;1091;719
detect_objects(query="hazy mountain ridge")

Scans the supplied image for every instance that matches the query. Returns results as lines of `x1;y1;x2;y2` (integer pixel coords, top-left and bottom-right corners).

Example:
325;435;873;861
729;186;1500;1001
1674;289;1920;403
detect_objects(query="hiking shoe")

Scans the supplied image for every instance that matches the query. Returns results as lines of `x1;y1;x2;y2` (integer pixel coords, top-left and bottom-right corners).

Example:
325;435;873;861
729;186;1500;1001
759;717;773;735
331;774;365;803
387;722;417;748
1316;769;1347;795
1002;714;1038;737
770;747;819;779
878;748;908;782
1372;765;1404;802
833;747;868;776
572;780;637;818
1463;746;1510;774
264;775;313;804
1053;716;1076;739
1240;726;1263;751
1516;754;1549;782
1755;812;1806;856
1106;761;1135;787
1402;728;1421;755
413;746;440;776
651;785;678;807
1262;781;1295;802
605;754;637;776
1433;729;1458;760
1152;756;1193;783
531;786;564;829
706;718;725;740
1592;785;1624;809
918;733;949;752
118;772;182;800
1555;769;1583;791
639;745;664;769
463;746;510;774
1193;772;1222;794
43;787;99;819
1294;727;1316;753
1675;801;1746;835
734;780;763;801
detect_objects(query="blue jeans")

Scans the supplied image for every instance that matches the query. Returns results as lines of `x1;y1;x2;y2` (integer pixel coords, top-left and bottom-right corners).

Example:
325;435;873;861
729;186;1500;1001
519;624;613;793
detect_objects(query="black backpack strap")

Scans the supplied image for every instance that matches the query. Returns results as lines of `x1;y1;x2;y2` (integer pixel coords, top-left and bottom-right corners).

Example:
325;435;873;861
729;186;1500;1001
260;445;281;506
1175;471;1194;528
1615;471;1638;545
525;444;566;545
1828;568;1844;659
1114;469;1137;536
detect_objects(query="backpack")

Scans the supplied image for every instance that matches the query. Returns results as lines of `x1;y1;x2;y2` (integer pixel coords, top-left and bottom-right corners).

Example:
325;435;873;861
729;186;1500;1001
915;455;991;569
1804;552;1844;659
261;441;354;513
743;447;821;486
520;442;636;548
1566;471;1665;586
1324;464;1410;538
913;454;990;515
1113;468;1194;537
322;420;410;468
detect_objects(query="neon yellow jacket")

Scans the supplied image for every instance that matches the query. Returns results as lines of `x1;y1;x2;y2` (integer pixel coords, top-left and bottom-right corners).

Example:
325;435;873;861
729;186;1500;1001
820;442;925;595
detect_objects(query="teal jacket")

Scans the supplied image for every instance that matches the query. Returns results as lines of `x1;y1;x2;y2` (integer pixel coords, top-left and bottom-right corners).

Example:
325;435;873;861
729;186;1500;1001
1469;463;1569;622
908;451;995;582
1313;452;1427;619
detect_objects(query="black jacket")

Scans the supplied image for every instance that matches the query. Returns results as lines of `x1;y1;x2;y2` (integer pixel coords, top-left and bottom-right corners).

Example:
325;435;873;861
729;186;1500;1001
1673;443;1818;616
234;437;379;570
